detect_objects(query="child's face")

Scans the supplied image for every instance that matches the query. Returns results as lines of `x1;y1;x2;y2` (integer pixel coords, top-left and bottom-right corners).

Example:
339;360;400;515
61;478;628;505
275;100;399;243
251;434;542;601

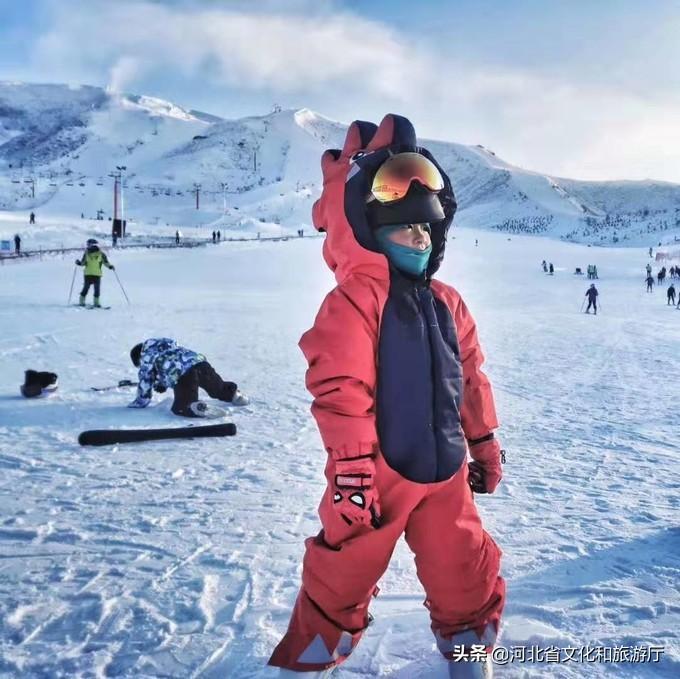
386;223;432;251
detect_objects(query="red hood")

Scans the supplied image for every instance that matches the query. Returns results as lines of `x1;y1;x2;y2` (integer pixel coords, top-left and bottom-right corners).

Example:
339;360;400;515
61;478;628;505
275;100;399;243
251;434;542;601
312;117;399;284
315;196;389;285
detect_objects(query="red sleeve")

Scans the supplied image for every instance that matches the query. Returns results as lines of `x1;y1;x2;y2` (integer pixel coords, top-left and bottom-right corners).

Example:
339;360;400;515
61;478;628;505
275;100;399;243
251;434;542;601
298;277;382;460
451;293;500;440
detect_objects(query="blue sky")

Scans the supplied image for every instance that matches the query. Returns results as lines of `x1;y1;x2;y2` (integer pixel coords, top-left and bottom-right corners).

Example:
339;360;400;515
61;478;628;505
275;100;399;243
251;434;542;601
1;0;679;182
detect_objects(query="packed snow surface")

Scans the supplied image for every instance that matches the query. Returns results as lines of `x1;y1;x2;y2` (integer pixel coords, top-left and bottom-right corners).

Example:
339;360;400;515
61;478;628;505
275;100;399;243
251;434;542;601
0;228;678;678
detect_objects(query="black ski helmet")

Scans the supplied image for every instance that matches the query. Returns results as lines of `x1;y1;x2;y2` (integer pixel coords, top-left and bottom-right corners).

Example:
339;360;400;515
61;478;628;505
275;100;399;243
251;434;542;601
130;343;143;367
86;238;99;252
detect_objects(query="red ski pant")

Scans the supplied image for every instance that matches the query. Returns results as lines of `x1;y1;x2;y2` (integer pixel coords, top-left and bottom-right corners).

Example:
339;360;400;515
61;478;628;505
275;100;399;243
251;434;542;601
268;455;505;671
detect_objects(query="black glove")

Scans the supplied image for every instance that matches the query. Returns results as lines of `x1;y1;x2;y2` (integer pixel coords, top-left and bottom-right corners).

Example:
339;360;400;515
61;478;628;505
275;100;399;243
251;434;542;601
75;259;81;265
109;264;115;270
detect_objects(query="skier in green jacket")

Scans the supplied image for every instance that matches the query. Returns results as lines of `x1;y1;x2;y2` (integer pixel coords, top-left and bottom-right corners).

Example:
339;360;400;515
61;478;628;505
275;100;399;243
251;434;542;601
76;238;114;307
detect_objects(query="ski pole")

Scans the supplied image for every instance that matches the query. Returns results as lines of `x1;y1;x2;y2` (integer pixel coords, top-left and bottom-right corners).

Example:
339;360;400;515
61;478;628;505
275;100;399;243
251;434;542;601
579;298;585;313
67;265;77;305
113;268;131;306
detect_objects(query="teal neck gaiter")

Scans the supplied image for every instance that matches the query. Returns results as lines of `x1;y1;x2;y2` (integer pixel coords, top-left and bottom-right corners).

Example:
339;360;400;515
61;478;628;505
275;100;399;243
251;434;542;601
374;225;432;277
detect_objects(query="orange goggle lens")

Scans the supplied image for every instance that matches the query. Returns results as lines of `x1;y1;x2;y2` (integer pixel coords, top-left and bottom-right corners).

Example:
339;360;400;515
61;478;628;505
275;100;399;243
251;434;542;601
370;152;444;204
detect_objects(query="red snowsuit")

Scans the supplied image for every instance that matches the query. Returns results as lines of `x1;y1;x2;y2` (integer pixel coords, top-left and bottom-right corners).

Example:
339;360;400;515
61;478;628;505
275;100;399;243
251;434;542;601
269;115;505;672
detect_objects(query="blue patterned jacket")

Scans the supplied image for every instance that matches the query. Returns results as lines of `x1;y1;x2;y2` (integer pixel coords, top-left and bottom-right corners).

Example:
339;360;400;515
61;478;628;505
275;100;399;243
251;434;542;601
132;338;206;406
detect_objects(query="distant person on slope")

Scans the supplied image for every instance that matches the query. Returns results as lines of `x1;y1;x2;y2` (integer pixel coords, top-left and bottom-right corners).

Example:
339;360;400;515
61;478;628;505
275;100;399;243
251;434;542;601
667;284;676;306
549;262;554;275
14;233;20;255
29;211;35;225
268;115;505;677
175;230;181;245
646;275;655;293
128;338;249;416
585;284;599;314
75;238;114;307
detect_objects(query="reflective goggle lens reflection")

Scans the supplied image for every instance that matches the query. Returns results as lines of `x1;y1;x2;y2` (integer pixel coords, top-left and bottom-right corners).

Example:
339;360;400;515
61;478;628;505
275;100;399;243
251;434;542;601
370;152;444;204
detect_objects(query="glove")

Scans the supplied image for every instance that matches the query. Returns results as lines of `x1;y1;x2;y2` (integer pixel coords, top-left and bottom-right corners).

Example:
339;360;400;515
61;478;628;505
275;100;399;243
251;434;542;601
155;385;167;393
109;264;115;270
332;456;382;528
75;259;81;265
127;396;149;408
468;435;504;494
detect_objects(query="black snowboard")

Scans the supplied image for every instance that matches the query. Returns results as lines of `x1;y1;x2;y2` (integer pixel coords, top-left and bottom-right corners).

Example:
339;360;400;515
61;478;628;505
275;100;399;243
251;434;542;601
79;422;236;446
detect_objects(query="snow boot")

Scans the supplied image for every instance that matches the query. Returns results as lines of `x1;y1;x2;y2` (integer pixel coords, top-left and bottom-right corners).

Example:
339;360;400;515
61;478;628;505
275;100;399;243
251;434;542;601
20;370;58;398
436;629;495;679
79;294;86;306
93;297;101;308
230;389;250;406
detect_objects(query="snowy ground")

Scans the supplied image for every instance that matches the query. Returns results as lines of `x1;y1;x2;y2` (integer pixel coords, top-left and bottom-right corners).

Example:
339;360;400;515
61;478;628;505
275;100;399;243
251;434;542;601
0;229;678;678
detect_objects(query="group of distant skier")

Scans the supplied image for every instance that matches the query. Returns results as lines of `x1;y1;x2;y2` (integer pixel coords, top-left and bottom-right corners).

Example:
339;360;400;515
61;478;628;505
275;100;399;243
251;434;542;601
539;255;680;316
645;262;678;305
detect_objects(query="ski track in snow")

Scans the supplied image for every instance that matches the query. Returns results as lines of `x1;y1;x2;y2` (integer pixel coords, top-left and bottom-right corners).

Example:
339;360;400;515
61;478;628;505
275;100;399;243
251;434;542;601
0;232;678;678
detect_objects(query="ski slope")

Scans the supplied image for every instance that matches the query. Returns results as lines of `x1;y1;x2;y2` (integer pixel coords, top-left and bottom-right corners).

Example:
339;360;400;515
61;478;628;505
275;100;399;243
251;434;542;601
0;229;678;678
2;82;680;249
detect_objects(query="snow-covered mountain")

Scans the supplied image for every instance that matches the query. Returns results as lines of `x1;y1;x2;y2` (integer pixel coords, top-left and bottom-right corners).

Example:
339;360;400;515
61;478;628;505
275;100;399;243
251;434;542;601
1;81;679;246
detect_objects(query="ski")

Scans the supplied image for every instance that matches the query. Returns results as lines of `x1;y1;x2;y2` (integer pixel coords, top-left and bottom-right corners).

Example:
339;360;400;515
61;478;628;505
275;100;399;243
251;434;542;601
91;379;138;392
71;305;112;310
78;422;237;446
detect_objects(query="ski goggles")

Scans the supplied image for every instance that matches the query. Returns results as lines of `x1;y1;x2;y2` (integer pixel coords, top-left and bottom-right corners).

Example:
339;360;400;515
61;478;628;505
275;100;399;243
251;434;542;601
370;152;444;204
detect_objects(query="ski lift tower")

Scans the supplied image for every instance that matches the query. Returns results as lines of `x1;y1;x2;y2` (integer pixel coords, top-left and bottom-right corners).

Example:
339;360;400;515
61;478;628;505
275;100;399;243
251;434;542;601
24;177;35;199
220;182;228;220
109;167;126;238
116;166;127;236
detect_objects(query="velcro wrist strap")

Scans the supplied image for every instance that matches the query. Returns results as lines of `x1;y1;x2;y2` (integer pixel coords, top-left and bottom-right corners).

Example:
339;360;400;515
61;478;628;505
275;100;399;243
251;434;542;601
335;473;372;490
468;433;495;446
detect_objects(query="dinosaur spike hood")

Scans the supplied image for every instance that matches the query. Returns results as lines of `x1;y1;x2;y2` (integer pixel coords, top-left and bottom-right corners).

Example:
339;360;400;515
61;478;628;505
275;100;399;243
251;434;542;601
311;114;457;283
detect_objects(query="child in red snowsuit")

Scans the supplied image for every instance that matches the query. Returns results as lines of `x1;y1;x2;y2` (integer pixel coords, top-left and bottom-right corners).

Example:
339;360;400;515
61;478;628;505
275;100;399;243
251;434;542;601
269;115;505;677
